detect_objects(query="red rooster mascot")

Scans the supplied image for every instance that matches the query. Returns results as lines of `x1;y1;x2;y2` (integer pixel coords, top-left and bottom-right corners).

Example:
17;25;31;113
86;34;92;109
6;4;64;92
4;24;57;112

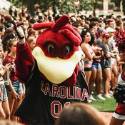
15;15;88;125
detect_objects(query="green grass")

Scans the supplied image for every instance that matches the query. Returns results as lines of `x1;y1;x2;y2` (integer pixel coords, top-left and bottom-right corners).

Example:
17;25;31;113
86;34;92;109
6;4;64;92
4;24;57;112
90;97;116;112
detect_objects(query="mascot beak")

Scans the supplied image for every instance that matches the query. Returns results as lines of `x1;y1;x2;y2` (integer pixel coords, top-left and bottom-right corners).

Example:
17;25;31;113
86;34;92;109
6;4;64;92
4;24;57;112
32;46;82;84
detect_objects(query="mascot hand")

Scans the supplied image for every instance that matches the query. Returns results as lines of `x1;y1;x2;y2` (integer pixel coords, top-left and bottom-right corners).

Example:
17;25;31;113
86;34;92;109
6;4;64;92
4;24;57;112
4;15;25;42
16;26;25;44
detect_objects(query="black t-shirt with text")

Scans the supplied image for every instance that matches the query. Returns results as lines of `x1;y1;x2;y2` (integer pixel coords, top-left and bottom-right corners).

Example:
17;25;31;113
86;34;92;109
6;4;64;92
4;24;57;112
16;62;89;125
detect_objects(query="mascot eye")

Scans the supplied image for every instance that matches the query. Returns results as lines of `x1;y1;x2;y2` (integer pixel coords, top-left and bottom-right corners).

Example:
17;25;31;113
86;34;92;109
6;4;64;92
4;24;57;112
47;43;55;54
64;45;71;55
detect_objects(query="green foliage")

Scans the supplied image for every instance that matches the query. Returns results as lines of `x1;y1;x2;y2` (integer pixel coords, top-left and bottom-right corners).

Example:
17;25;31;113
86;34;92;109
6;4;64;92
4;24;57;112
12;0;118;15
79;0;93;11
10;0;94;14
8;0;22;7
59;0;78;13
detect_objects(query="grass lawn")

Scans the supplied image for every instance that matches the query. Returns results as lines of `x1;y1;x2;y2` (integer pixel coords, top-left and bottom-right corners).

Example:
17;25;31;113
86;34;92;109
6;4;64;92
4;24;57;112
90;97;116;112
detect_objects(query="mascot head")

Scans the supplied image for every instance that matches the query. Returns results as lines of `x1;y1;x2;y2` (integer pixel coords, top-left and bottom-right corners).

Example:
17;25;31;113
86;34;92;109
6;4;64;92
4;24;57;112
32;15;82;85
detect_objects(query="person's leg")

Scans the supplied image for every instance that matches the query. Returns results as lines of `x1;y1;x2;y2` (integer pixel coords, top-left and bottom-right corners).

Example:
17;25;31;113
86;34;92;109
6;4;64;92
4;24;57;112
95;64;105;100
84;69;92;102
11;82;24;121
111;64;118;90
96;65;103;95
89;67;97;101
103;68;111;97
0;84;6;119
2;100;10;119
89;66;97;94
84;70;92;85
0;101;6;119
8;82;17;120
2;84;10;119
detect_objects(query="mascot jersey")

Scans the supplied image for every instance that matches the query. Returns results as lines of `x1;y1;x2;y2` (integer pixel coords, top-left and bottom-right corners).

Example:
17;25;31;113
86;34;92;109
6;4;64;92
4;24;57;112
15;15;89;125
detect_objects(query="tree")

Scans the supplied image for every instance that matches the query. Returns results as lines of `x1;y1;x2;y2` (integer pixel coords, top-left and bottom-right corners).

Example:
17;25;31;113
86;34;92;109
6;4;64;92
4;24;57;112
10;0;96;15
112;0;125;15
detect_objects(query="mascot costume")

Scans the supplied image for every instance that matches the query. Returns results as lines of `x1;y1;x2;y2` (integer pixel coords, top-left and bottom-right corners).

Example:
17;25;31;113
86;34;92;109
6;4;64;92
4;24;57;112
14;15;88;125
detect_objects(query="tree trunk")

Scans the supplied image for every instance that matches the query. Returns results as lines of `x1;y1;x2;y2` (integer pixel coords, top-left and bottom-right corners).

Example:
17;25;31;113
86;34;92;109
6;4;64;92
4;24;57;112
123;0;125;15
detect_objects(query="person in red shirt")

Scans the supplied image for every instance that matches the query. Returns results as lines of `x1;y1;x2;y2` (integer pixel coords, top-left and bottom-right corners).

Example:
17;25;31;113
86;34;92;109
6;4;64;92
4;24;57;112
3;39;25;121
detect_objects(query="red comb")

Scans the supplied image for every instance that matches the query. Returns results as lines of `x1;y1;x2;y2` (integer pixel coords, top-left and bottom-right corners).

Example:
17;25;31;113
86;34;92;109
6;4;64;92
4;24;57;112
60;29;81;46
52;15;69;32
32;22;54;30
63;25;82;41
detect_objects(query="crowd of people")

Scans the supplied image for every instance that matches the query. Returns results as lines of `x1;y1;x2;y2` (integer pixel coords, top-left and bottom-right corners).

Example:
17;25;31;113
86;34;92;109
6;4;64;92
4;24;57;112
0;3;125;125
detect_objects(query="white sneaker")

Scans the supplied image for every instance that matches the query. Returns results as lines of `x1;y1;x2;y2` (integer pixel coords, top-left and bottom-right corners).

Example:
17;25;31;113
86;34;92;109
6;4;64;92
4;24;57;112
104;94;111;98
87;99;92;103
109;91;113;96
89;95;96;101
97;94;105;101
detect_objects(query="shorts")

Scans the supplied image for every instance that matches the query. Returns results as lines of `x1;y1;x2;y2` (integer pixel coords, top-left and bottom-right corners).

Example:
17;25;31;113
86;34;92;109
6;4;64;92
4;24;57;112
113;103;125;120
84;60;92;71
13;80;25;95
111;58;117;66
0;84;8;101
84;67;92;71
92;62;101;70
101;59;111;69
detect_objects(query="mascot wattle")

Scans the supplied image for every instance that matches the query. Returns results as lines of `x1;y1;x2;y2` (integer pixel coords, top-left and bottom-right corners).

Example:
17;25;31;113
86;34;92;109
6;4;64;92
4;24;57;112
15;15;89;125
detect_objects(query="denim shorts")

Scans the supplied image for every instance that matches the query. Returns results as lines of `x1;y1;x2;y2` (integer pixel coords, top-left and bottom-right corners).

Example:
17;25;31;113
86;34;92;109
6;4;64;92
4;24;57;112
101;59;111;69
13;80;25;95
92;62;102;70
0;83;8;101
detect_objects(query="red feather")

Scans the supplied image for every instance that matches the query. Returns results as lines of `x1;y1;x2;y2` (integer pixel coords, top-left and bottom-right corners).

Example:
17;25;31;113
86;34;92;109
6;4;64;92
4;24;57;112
52;15;69;32
60;29;81;46
62;25;82;41
32;22;54;30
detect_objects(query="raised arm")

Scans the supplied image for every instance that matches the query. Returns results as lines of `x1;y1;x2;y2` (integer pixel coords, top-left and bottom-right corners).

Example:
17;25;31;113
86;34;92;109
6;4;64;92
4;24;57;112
15;27;34;83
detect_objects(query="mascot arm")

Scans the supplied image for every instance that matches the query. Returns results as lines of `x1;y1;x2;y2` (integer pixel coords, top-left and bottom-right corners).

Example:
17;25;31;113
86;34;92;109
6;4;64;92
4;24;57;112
15;40;34;83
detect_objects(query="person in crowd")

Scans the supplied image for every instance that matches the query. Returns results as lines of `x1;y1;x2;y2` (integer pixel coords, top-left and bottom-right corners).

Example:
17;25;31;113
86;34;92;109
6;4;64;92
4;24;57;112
80;28;95;102
81;28;94;83
0;45;11;119
89;40;105;100
3;39;25;121
55;103;107;125
106;19;116;29
106;27;119;93
99;31;112;98
27;36;36;51
89;21;98;46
